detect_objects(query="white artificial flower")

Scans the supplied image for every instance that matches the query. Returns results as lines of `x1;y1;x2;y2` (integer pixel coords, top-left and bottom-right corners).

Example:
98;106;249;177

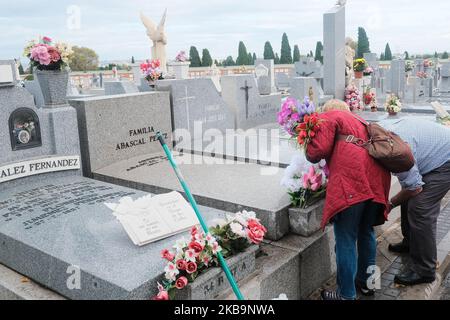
173;237;188;253
230;222;246;237
184;249;197;263
164;262;179;281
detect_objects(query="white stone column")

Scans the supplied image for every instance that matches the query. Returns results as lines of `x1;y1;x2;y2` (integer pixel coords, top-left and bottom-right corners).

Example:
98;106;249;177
323;5;346;100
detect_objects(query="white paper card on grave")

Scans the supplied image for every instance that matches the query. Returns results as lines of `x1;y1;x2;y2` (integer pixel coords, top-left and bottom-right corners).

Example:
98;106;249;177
431;102;450;118
105;191;198;246
0;65;14;84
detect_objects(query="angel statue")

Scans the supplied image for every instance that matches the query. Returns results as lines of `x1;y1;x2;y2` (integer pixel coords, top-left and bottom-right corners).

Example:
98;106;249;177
345;37;356;87
336;0;347;6
140;9;168;72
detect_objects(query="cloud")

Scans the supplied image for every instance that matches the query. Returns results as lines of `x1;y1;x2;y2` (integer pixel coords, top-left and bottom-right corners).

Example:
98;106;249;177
1;0;449;63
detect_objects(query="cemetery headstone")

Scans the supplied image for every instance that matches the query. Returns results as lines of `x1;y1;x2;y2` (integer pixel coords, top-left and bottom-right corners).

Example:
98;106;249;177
156;78;234;138
290;77;319;107
323;5;346;99
221;75;281;130
104;81;139;95
294;57;323;79
440;62;450;92
389;59;406;98
0;60;18;86
254;59;276;93
363;52;378;69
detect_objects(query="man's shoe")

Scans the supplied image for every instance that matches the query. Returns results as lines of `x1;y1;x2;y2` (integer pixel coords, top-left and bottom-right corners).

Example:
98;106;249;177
394;269;435;286
320;290;351;300
355;280;375;297
388;241;409;254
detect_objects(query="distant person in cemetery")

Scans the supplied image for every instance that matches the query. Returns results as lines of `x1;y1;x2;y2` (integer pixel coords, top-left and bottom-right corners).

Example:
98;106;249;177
306;108;391;300
379;118;450;286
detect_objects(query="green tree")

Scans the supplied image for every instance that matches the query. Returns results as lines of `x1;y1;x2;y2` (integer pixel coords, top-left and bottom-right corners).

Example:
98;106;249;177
263;41;275;60
248;52;253;65
380;53;385;61
280;33;292;64
69;46;99;71
443;51;449;59
384;43;392;61
18;63;25;75
310;50;314;58
223;56;235;67
434;51;439;59
201;49;213;67
189;46;202;67
404;51;409;60
314;41;323;64
356;27;370;58
236;41;249;66
274;53;280;64
252;53;257;62
131;56;135;64
293;45;300;62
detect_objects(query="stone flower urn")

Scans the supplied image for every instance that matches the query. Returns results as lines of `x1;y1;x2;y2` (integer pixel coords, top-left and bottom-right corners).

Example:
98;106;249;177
288;199;325;237
35;69;69;106
167;61;190;80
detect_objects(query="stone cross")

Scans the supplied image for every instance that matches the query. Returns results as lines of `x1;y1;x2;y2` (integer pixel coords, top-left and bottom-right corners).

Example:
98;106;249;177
240;80;252;119
176;86;195;132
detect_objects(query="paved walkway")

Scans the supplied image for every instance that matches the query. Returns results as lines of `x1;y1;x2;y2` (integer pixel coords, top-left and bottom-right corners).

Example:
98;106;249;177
311;192;450;300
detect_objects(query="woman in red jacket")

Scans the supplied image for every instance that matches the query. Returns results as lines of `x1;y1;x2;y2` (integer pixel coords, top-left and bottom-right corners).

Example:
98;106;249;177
306;109;391;300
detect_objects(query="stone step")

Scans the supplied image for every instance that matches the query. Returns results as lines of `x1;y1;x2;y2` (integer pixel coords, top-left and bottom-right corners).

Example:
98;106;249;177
220;226;336;300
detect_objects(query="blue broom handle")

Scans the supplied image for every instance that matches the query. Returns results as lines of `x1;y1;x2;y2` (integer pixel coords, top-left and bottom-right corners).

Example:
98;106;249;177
156;132;244;300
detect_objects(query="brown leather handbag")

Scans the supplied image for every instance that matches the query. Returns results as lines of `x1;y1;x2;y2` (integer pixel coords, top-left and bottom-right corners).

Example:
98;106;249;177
338;115;415;173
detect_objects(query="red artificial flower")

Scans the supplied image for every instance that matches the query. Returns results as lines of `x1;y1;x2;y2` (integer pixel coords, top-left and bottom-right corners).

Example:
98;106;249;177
152;290;169;300
188;241;204;255
176;259;187;270
160;249;175;262
175;276;188;290
186;262;198;274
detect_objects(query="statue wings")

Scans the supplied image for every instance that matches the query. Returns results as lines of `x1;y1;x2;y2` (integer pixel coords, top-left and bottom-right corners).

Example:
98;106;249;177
140;9;167;40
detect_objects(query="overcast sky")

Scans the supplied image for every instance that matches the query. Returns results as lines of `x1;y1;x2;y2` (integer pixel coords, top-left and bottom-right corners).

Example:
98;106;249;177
1;0;449;63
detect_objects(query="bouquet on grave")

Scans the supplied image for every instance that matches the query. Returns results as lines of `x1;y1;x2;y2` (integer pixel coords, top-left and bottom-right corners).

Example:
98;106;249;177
363;66;374;76
277;97;322;150
23;36;73;71
353;58;367;72
140;59;164;83
423;59;433;68
405;61;415;73
363;87;378;112
417;71;428;79
385;94;402;114
345;84;363;111
152;211;267;300
281;155;329;209
175;51;189;62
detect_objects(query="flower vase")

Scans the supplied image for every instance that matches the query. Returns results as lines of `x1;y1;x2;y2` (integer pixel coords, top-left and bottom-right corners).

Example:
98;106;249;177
388;110;398;116
288;199;325;237
355;71;363;79
35;69;69;106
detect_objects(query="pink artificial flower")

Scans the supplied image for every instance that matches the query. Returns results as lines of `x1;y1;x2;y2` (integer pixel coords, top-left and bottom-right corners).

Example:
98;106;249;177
203;256;210;266
175;276;188;290
161;249;175;261
184;249;197;262
42;36;52;44
188;241;204;255
190;226;199;237
176;259;187;270
47;46;61;63
186;261;198;274
31;44;51;65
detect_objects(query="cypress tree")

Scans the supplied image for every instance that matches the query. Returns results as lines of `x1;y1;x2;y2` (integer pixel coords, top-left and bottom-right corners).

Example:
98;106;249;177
314;41;323;63
280;33;292;64
252;53;257;62
293;45;300;62
131;56;135;64
274;53;280;64
236;41;249;66
201;49;213;67
380;53;385;61
189;46;202;67
223;56;235;67
443;51;449;59
248;52;253;65
263;41;275;60
356;27;370;58
384;43;392;61
404;51;409;60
